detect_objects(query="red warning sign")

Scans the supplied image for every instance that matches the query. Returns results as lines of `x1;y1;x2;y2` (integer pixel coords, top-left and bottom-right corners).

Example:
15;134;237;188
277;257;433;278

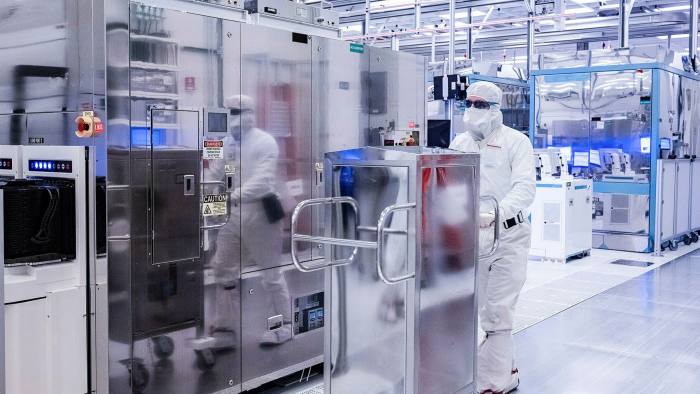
204;140;224;148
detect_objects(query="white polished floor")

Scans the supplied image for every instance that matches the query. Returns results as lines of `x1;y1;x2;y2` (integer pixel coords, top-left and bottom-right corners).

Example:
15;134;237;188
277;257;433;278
514;243;700;332
514;247;700;393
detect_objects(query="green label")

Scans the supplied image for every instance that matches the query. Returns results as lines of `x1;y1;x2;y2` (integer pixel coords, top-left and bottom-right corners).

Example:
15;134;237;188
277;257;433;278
349;43;365;54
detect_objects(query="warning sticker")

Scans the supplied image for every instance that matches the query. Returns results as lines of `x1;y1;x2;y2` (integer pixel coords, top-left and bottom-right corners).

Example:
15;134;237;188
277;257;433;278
224;164;237;175
203;140;224;160
202;193;228;217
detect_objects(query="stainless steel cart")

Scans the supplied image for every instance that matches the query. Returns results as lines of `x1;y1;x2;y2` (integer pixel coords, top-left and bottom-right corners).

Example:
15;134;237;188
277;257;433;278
291;146;498;394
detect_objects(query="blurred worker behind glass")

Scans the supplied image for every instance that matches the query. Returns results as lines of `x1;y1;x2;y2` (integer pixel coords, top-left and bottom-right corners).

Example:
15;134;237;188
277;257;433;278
449;81;536;394
202;95;292;360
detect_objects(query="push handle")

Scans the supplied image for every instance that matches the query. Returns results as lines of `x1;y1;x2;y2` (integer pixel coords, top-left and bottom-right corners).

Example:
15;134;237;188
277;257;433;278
183;174;195;196
291;197;369;272
479;195;500;258
376;203;417;285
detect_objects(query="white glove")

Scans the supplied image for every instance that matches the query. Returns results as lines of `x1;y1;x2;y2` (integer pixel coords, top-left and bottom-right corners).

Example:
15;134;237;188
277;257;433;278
479;212;496;229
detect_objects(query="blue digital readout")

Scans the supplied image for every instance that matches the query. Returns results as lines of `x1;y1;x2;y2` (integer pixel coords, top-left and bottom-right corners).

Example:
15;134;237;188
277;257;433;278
29;160;72;173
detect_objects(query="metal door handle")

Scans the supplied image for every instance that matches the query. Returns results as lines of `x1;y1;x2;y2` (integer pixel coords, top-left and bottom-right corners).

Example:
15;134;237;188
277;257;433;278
291;197;368;272
376;203;416;285
183;175;195;196
479;195;500;258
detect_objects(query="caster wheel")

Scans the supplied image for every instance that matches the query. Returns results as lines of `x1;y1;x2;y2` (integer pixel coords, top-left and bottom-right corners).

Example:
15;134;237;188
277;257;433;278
195;349;216;371
152;335;175;359
691;233;699;243
669;241;678;251
131;361;150;393
684;235;692;246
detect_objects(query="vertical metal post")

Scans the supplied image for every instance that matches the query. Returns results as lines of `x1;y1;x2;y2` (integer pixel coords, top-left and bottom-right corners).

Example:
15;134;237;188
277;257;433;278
431;35;436;62
391;36;400;51
415;0;421;30
526;0;535;77
364;0;371;35
690;0;698;68
448;0;456;138
467;8;473;59
448;0;455;73
618;0;630;48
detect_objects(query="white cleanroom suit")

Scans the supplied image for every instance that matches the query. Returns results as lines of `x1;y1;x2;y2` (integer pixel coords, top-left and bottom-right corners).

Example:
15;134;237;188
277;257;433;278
449;81;536;394
205;95;292;352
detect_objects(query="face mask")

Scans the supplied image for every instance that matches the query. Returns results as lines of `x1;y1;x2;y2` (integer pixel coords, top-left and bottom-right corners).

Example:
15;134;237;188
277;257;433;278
463;107;493;140
230;111;255;139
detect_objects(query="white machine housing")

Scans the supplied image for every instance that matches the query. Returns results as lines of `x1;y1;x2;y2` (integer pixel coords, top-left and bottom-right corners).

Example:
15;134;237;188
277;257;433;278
530;178;593;262
0;146;22;179
600;148;647;182
4;145;91;394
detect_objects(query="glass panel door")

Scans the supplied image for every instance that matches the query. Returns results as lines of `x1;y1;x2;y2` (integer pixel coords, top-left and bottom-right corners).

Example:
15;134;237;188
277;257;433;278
149;109;201;265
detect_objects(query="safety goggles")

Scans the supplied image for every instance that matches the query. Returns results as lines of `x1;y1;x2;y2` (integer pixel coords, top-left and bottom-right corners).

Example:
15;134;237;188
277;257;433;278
229;108;252;116
464;99;495;110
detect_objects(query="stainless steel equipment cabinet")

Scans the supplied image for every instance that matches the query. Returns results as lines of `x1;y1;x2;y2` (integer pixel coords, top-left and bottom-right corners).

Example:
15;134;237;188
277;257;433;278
291;146;483;394
105;2;425;393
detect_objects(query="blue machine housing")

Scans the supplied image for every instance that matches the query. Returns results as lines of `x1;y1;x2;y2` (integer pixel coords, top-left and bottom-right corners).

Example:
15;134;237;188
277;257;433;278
529;62;700;253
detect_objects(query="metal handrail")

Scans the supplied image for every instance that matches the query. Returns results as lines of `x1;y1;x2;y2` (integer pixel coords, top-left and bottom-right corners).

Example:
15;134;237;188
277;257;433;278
291;197;363;272
479;195;500;258
376;203;416;285
357;225;408;234
201;181;232;231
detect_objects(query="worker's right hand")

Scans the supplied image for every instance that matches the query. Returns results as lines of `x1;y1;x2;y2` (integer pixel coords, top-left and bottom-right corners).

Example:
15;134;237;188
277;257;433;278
479;212;496;228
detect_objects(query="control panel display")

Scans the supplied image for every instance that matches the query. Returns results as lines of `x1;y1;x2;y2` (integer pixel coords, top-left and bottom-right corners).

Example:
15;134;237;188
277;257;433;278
293;292;324;334
29;160;73;173
0;158;12;170
207;112;228;133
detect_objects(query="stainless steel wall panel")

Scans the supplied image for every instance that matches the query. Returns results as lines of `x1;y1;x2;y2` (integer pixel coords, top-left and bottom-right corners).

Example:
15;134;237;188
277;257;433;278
240;23;313;271
240;266;324;390
106;0;132;390
0;114;27;145
0;0;105;115
368;47;425;147
311;37;369;262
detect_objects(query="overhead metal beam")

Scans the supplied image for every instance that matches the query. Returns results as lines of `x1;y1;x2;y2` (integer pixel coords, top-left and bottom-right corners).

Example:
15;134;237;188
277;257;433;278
340;0;522;23
387;19;689;55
